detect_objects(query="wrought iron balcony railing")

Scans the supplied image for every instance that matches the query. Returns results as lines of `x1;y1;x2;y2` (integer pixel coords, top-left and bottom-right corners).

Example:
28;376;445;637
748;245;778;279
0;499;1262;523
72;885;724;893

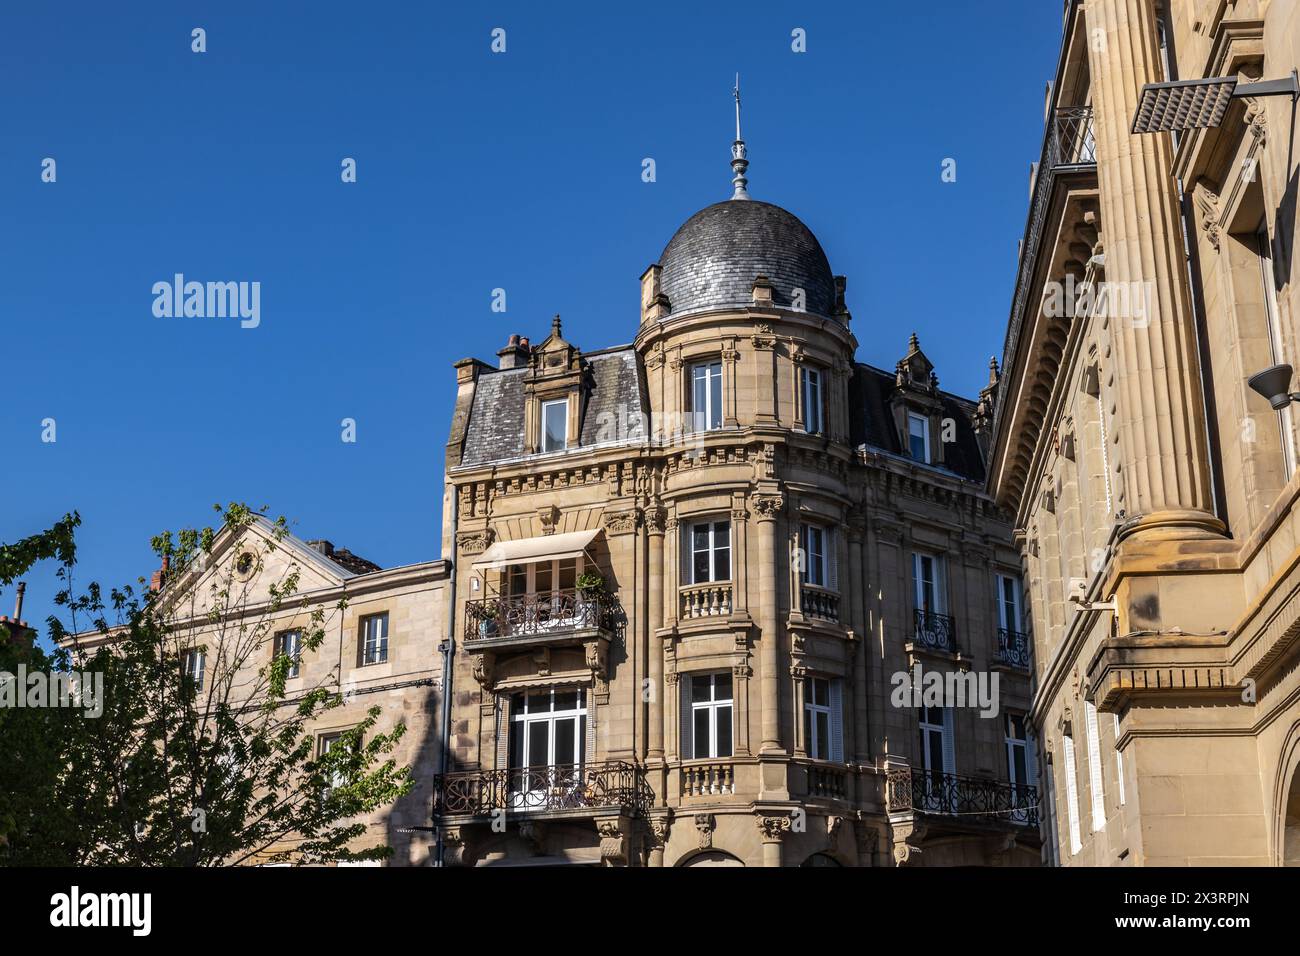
996;627;1031;670
465;589;619;642
433;761;652;817
913;608;957;654
886;767;1039;828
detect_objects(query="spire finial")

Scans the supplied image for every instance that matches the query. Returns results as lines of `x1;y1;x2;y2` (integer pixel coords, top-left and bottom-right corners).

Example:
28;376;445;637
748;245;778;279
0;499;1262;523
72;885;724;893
730;74;750;200
551;314;562;337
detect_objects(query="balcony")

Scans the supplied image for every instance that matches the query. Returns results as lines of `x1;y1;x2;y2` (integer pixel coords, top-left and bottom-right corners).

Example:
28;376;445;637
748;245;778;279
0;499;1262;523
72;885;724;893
886;768;1038;828
681;761;735;798
464;589;619;650
804;764;849;801
912;609;957;654
799;586;840;622
433;761;652;819
996;627;1031;670
679;582;733;619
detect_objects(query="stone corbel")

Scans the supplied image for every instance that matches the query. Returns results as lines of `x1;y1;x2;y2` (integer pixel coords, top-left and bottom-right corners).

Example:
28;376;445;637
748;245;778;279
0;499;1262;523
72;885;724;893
457;528;494;556
603;508;642;536
441;827;468;867
471;651;496;689
519;820;547;856
755;812;793;843
537;505;560;536
597;818;630;865
694;813;716;849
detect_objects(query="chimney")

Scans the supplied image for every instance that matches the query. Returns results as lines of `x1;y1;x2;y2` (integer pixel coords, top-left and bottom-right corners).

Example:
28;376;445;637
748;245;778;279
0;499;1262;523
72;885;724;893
306;539;335;558
13;582;25;621
497;333;531;369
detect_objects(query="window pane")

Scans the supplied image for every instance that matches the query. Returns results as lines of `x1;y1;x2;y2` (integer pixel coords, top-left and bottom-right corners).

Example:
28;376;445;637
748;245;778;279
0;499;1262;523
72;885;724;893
528;721;549;767
816;713;830;760
543;401;566;451
554;717;576;766
716;706;732;758
527;691;550;713
535;563;552;594
693;708;711;758
814;678;828;707
693;549;711;584
692;675;712;704
714;671;732;701
708;366;722;429
554;690;578;712
508;720;524;769
557;558;577;591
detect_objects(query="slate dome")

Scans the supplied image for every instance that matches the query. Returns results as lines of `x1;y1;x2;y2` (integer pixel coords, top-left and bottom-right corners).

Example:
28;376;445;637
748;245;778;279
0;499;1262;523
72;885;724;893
658;199;835;320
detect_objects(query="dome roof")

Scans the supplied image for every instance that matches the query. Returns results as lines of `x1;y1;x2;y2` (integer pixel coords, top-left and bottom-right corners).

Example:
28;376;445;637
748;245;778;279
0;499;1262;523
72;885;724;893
658;199;835;320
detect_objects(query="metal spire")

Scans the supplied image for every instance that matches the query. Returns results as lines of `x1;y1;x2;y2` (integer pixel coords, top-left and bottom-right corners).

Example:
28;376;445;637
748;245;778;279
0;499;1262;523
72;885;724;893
730;73;750;200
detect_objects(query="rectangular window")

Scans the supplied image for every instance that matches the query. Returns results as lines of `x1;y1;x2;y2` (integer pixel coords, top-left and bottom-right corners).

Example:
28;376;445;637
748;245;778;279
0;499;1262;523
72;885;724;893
995;574;1022;631
800;366;824;435
507;688;587;771
541;399;568;453
689;361;723;432
918;705;953;778
274;629;302;679
685;672;733;760
912;552;943;614
690;520;731;584
1084;700;1106;831
1062;734;1084;854
360;612;388;666
908;412;930;463
803;677;843;761
1005;714;1029;786
319;731;355;792
182;648;205;691
800;523;827;588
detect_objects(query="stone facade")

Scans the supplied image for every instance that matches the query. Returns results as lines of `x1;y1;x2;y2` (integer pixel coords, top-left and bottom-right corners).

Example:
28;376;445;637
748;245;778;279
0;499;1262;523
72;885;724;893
435;150;1039;866
990;0;1300;865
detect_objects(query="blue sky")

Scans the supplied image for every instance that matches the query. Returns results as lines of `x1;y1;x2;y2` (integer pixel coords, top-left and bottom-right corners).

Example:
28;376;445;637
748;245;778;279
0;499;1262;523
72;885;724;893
2;1;1062;637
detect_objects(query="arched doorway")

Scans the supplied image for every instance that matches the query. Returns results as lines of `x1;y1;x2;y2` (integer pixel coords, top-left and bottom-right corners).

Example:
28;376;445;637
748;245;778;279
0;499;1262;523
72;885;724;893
680;850;744;867
1284;768;1300;867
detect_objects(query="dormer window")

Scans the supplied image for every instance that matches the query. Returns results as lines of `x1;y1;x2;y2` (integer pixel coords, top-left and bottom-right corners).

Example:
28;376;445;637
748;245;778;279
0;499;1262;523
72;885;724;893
541;399;568;453
908;412;930;463
800;366;824;435
689;360;723;432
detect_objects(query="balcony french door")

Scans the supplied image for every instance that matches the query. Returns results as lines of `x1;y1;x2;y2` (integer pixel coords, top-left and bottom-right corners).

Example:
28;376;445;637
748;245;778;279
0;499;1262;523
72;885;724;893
506;557;584;630
507;688;587;809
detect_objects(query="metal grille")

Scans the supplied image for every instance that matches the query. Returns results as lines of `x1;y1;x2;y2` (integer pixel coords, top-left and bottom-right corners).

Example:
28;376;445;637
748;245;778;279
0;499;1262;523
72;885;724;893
465;589;618;641
996;627;1031;670
913;608;957;654
886;767;1039;827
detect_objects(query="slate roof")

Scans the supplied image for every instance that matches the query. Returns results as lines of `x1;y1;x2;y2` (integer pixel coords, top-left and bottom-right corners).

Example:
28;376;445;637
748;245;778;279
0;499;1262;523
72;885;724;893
658;200;836;319
848;364;987;483
460;348;646;467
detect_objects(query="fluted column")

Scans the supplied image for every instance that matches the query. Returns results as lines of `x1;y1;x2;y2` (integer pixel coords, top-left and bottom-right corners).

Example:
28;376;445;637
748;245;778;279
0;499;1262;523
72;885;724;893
1085;0;1221;539
755;493;785;753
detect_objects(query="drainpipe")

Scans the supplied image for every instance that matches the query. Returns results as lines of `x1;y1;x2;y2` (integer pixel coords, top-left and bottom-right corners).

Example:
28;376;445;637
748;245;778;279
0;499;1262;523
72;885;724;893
434;486;457;867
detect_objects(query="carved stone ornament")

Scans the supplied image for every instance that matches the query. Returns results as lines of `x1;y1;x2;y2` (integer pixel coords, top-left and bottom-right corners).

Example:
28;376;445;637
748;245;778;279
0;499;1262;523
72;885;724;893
694;813;716;849
457;528;494;555
603;509;641;536
755;813;793;842
537;504;560;536
1195;183;1223;253
752;494;785;520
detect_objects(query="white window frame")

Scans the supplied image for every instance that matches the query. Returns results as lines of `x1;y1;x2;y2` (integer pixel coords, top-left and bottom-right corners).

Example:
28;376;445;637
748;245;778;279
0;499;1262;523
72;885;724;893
800;523;827;588
995;573;1023;632
918;705;953;776
506;555;584;597
1062;733;1084;854
803;676;843;762
319;731;354;792
912;552;945;614
800;366;824;435
508;687;588;770
689;360;723;432
687;673;734;760
540;398;568;453
360;612;388;666
907;411;930;463
275;629;302;679
1084;700;1106;832
182;648;205;691
689;519;731;584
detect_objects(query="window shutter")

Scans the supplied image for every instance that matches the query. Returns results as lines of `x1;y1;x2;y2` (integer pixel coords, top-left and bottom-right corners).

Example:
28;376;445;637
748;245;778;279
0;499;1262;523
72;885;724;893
585;688;596;766
679;675;694;760
829;679;844;762
494;695;510;770
1062;735;1083;854
941;707;955;774
828;528;839;593
1113;714;1126;806
681;527;693;585
1085;701;1105;831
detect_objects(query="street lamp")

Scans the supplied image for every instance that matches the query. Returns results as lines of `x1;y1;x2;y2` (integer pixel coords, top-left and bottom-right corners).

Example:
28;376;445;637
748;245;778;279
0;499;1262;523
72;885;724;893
1248;364;1300;410
1131;70;1299;134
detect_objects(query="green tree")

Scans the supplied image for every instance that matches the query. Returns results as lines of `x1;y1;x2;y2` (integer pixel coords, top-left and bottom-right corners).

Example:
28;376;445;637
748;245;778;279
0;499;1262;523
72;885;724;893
1;505;414;866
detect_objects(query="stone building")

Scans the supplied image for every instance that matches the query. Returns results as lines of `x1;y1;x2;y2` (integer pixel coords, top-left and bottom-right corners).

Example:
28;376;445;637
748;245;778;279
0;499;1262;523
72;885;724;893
989;0;1300;865
433;109;1040;866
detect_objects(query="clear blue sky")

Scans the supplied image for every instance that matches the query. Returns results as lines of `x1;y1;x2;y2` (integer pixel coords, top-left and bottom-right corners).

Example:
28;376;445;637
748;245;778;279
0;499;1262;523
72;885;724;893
2;0;1062;638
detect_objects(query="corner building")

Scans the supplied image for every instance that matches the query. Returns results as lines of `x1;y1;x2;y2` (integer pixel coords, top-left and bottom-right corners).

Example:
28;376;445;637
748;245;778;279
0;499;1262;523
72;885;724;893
435;134;1040;866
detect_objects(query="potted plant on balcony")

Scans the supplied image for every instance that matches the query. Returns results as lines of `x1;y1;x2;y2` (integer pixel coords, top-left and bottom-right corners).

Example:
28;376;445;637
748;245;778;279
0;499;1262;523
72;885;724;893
575;572;606;627
466;597;501;638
